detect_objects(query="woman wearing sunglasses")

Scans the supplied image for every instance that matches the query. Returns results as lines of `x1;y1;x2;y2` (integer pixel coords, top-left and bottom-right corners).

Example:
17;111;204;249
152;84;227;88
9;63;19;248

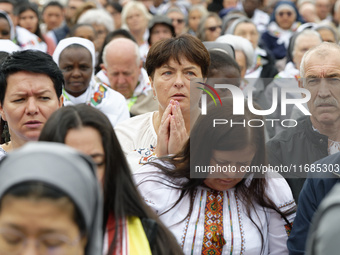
197;12;222;42
261;1;304;70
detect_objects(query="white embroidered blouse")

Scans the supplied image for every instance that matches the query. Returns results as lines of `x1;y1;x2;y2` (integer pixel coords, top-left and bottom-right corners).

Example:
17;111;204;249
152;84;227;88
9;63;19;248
134;165;296;255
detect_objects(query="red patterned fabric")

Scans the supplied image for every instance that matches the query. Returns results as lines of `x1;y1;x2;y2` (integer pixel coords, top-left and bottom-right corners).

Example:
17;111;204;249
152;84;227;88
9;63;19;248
202;191;226;254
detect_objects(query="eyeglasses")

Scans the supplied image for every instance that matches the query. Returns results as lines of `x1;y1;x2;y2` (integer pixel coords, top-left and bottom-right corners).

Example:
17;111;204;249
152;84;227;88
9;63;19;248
0;227;82;255
278;11;293;17
205;25;222;32
171;18;184;24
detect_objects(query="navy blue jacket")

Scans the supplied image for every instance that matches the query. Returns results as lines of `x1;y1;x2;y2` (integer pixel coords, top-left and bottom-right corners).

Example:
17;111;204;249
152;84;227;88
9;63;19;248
287;152;340;255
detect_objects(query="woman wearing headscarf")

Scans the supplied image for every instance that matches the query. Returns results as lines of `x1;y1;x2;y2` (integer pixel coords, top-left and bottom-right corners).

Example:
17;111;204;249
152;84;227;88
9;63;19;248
226;17;278;82
261;1;303;66
0;142;103;255
52;37;130;127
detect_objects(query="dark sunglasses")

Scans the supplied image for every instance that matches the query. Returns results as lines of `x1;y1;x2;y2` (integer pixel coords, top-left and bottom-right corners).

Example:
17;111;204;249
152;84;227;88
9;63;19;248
278;11;293;17
206;25;222;32
172;18;184;24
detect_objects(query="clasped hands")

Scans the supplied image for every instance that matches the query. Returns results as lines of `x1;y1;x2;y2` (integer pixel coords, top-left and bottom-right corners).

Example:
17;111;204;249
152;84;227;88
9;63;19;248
155;100;189;157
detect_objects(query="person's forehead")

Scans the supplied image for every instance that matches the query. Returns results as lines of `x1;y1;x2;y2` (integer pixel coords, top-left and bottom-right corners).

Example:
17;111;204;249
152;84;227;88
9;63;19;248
68;0;84;8
295;35;320;48
6;72;55;92
168;11;184;18
304;51;340;71
235;22;257;31
61;46;91;56
44;5;63;13
0;3;13;13
152;23;171;31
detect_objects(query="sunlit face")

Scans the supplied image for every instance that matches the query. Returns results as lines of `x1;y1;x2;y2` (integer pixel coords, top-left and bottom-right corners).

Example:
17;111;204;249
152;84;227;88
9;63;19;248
188;9;203;32
65;127;105;183
59;47;93;97
105;50;141;99
0;18;10;39
150;57;202;115
299;3;318;23
149;24;173;45
292;35;321;70
204;146;256;191
18;9;38;34
0;196;86;255
73;26;95;43
0;71;62;144
235;50;247;78
315;0;331;20
126;9;147;32
167;11;186;36
42;5;64;31
299;51;340;126
275;8;296;30
317;28;336;43
204;16;222;42
234;22;259;49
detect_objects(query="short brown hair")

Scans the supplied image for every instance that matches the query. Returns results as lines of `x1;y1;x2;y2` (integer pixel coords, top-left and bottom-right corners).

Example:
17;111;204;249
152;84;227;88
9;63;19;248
145;34;210;79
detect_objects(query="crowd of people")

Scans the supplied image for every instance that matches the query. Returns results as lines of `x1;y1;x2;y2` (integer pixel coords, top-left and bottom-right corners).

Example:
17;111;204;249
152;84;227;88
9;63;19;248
0;0;340;254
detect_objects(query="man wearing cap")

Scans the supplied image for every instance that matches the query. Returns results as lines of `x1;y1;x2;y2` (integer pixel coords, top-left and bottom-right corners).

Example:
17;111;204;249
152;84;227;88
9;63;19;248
139;15;176;63
148;15;175;47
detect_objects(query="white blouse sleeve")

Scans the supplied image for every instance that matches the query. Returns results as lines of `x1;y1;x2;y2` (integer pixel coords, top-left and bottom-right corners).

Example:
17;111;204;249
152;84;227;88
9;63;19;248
266;175;296;255
133;163;181;216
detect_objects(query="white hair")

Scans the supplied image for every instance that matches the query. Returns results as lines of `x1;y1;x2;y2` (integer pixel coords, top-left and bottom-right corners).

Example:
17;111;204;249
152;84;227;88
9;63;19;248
121;1;152;29
102;38;140;67
300;42;340;85
77;8;115;32
216;34;254;68
293;29;322;57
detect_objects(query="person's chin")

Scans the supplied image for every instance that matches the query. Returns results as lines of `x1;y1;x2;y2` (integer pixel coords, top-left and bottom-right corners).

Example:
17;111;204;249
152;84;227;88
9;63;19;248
314;113;339;125
23;131;41;142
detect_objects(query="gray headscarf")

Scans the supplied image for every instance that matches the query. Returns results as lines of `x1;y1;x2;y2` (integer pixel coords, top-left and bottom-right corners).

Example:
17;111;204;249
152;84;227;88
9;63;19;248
0;142;103;255
226;17;256;35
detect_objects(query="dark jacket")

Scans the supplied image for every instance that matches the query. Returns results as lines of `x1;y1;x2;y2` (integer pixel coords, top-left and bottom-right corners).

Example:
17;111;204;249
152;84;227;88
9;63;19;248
266;116;329;202
287;153;340;255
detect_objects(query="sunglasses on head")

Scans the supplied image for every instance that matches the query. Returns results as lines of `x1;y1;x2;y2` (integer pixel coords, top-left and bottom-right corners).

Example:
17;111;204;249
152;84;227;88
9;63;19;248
206;25;222;32
278;11;293;17
172;18;184;24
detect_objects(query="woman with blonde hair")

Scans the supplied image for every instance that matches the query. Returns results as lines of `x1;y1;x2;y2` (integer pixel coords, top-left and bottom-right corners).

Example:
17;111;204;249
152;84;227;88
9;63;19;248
121;1;152;58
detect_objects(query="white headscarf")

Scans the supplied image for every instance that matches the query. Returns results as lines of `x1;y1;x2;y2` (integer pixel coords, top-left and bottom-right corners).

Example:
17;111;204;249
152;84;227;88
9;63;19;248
53;37;96;78
0;10;15;41
0;39;20;53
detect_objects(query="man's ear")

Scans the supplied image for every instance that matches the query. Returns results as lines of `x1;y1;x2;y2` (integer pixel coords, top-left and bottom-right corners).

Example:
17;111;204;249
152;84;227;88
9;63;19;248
100;63;106;72
298;78;306;98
